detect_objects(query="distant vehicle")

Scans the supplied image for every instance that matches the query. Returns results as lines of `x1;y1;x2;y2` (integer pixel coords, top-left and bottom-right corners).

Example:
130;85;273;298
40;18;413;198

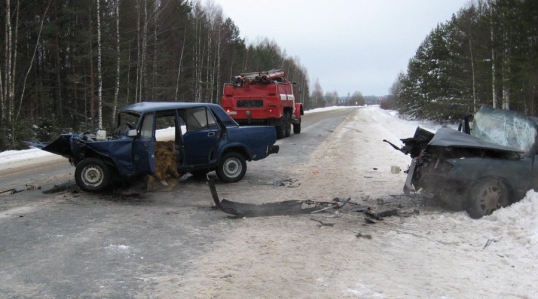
221;69;304;139
387;105;538;218
42;102;279;192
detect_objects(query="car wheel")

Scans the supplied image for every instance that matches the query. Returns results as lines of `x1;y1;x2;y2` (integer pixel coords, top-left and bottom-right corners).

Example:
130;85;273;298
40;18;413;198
75;158;111;192
216;152;247;183
466;178;510;219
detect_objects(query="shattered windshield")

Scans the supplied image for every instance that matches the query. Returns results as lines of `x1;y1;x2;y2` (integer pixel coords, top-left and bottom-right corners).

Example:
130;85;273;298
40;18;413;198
471;105;538;154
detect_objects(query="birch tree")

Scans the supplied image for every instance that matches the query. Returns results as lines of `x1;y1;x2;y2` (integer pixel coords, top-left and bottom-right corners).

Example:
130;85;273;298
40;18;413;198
112;0;121;124
97;0;103;129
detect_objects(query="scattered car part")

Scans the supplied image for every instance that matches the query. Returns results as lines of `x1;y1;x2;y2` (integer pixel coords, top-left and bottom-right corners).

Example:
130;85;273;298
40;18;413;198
208;179;318;217
207;179;346;217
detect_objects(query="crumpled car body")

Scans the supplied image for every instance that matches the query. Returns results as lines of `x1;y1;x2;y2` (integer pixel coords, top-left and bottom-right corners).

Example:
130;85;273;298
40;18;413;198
42;102;279;192
390;105;538;218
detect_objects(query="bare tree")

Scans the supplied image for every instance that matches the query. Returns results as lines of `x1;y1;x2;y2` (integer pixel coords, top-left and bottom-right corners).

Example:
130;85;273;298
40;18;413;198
135;0;149;103
175;29;187;101
3;0;13;125
311;79;324;109
489;0;498;109
17;2;51;121
112;0;121;124
97;0;103;129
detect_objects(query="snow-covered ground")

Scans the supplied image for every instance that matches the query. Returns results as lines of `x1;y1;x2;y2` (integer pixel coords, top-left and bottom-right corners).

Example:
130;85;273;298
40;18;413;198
1;106;537;297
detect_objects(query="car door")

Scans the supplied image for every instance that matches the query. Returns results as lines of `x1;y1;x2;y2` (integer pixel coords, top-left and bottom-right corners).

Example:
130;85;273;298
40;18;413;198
132;112;156;175
181;107;220;167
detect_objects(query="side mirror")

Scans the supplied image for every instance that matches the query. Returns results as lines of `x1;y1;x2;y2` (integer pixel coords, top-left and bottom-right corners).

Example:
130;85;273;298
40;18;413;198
127;129;138;137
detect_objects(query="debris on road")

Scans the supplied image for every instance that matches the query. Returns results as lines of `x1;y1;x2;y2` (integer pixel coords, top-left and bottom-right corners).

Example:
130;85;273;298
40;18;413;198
273;178;300;188
0;184;38;196
209;179;349;217
355;232;372;239
209;179;421;221
310;218;335;227
483;237;502;250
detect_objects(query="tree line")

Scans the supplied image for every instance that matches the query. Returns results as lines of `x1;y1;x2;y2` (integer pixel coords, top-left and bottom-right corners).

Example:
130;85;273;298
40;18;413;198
0;0;318;151
388;0;537;122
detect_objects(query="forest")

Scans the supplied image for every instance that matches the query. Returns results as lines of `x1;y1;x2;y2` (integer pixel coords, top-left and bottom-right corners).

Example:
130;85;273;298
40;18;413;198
1;0;537;151
0;0;312;150
388;0;538;122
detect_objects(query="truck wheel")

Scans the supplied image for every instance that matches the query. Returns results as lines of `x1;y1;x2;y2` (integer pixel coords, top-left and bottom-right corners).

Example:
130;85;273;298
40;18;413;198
466;178;510;219
75;158;111;192
216;152;247;183
276;123;286;139
284;112;292;137
293;123;301;134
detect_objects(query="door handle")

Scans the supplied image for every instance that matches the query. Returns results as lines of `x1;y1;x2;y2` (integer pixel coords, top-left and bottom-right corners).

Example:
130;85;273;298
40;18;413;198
208;132;215;137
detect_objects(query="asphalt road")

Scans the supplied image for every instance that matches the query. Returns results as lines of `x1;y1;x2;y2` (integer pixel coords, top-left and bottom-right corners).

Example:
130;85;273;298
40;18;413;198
0;107;359;298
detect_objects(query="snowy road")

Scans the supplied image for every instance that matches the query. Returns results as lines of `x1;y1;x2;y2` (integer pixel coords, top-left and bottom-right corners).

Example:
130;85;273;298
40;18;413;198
0;106;536;298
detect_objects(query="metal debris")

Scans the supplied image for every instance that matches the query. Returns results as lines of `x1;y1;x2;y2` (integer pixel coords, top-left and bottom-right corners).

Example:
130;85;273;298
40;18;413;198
273;178;300;188
355;232;372;239
209;179;345;217
310;218;335;227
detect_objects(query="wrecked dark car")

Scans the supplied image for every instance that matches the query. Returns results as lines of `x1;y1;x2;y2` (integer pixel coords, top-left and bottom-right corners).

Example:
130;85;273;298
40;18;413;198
42;102;279;192
387;105;538;219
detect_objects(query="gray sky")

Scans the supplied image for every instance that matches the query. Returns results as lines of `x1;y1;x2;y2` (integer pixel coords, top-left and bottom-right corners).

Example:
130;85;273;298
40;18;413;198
212;0;470;97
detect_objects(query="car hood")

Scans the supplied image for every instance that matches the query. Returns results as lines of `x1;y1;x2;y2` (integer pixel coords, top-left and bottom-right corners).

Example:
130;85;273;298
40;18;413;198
429;127;524;154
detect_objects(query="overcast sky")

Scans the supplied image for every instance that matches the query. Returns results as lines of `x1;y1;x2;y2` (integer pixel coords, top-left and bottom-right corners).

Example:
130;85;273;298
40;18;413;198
212;0;471;97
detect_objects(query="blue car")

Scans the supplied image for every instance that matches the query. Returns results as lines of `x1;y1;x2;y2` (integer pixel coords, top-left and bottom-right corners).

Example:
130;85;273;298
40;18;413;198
42;102;279;192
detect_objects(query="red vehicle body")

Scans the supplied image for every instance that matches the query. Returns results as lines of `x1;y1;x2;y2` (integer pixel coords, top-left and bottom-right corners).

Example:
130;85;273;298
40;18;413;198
221;69;304;139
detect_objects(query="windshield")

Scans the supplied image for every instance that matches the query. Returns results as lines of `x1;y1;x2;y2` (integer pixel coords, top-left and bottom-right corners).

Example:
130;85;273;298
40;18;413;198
116;111;141;136
471;105;538;154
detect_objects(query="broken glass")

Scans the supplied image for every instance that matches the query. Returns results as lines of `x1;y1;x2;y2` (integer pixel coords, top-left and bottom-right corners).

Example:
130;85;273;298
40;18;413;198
471;105;538;154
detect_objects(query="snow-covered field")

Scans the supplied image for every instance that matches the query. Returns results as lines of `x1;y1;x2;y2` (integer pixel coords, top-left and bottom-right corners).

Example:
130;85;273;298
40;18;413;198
1;106;537;297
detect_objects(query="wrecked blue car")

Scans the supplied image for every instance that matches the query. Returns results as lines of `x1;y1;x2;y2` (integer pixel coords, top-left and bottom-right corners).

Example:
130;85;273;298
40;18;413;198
388;105;538;219
43;102;279;192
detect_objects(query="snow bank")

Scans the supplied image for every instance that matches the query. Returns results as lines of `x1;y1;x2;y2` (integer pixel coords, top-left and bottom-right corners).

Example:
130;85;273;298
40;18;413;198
483;190;538;258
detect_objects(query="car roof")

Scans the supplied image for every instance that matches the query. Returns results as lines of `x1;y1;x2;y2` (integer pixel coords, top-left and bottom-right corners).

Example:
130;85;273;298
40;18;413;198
119;101;221;114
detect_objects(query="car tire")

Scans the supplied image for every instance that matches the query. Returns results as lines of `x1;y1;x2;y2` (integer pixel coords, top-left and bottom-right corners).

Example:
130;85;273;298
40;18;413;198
466;178;510;219
216;152;247;183
75;158;111;192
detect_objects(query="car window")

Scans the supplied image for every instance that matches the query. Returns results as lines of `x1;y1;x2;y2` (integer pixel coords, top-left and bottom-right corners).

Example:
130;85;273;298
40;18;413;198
140;113;154;139
185;107;218;131
155;112;177;141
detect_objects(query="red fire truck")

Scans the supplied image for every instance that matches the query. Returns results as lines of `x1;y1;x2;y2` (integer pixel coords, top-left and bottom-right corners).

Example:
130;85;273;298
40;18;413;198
220;69;303;139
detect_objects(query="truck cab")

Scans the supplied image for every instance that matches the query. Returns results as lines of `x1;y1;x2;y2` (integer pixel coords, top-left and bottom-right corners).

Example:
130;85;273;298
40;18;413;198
221;69;304;139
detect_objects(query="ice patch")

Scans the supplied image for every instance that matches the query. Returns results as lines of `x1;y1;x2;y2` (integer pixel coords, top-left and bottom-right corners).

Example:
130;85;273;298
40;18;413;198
105;244;131;254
